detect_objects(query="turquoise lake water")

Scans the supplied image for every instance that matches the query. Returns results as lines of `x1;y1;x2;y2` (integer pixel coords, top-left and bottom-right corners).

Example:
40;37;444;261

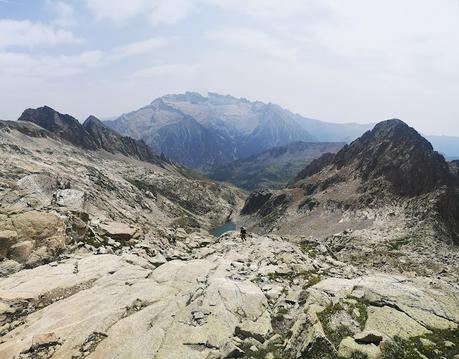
210;221;236;237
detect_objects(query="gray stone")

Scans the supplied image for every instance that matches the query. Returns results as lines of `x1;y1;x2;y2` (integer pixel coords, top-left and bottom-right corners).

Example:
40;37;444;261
221;342;244;358
150;253;167;267
235;312;272;343
54;189;85;209
99;222;137;241
338;337;381;359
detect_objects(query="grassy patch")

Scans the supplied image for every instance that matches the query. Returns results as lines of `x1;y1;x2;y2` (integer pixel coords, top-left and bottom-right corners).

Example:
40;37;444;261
299;241;318;258
240;340;284;359
349;353;369;359
318;303;355;348
267;270;321;288
317;299;369;350
271;307;291;338
381;327;459;359
385;235;412;251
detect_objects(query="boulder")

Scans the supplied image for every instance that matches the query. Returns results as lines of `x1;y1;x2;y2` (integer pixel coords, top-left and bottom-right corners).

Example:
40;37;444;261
54;189;85;210
235;312;272;343
99;222;137;241
338;337;381;359
0;230;18;258
365;306;430;340
150;253;167;267
31;332;59;348
221;342;244;358
8;241;34;262
0;259;22;276
11;211;65;243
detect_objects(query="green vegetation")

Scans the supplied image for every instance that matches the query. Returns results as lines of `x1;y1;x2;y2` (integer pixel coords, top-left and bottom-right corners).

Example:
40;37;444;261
209;161;306;191
317;298;369;349
381;328;459;359
349;353;369;359
385;235;412;251
240;340;284;359
271;307;291;337
318;304;355;348
266;270;321;288
299;241;318;258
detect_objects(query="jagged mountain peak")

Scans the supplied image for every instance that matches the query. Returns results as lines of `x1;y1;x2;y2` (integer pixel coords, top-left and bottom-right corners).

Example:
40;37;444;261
296;119;452;197
83;115;103;126
18;106;163;165
19;106;99;150
160;91;251;106
20;106;79;126
243;119;459;244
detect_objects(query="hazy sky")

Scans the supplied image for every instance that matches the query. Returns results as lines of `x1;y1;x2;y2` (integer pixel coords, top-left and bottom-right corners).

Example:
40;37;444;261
1;0;459;135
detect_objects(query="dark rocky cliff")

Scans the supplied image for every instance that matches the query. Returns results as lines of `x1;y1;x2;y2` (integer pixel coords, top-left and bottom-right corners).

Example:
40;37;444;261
295;119;454;197
18;107;163;165
243;119;459;244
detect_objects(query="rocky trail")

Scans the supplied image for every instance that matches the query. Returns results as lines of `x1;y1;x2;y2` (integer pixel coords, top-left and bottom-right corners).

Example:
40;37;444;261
1;231;458;359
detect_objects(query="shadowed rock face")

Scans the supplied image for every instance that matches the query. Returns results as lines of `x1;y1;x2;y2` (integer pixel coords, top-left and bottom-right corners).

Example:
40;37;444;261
82;115;163;165
243;119;459;244
293;152;336;184
241;190;273;215
296;119;455;197
450;160;459;186
18;107;163;165
18;106;98;150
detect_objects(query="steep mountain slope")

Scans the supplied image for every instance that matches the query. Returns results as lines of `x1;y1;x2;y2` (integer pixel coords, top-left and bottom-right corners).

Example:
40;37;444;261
19;106;99;150
241;119;459;246
209;141;344;190
105;93;330;171
153;115;234;170
236;104;316;158
18;107;163;165
451;160;459;187
0;115;244;275
294;119;453;196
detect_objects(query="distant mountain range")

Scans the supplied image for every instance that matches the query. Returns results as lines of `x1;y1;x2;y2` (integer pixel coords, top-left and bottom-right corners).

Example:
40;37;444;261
105;92;371;172
208;141;344;191
106;92;459;173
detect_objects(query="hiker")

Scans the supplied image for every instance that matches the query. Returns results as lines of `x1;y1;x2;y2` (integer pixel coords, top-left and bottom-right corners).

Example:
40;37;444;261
56;176;64;190
240;226;247;240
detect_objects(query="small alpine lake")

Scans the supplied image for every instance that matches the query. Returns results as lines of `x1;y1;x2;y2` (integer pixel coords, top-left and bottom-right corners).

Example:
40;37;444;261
209;221;236;237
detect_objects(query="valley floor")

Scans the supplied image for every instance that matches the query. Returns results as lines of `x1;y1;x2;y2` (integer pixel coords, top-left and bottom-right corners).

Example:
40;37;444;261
1;231;458;359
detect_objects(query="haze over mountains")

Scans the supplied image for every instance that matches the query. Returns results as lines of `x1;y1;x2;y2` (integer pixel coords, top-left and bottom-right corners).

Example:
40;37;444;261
106;92;459;175
209;141;345;191
106;92;371;172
